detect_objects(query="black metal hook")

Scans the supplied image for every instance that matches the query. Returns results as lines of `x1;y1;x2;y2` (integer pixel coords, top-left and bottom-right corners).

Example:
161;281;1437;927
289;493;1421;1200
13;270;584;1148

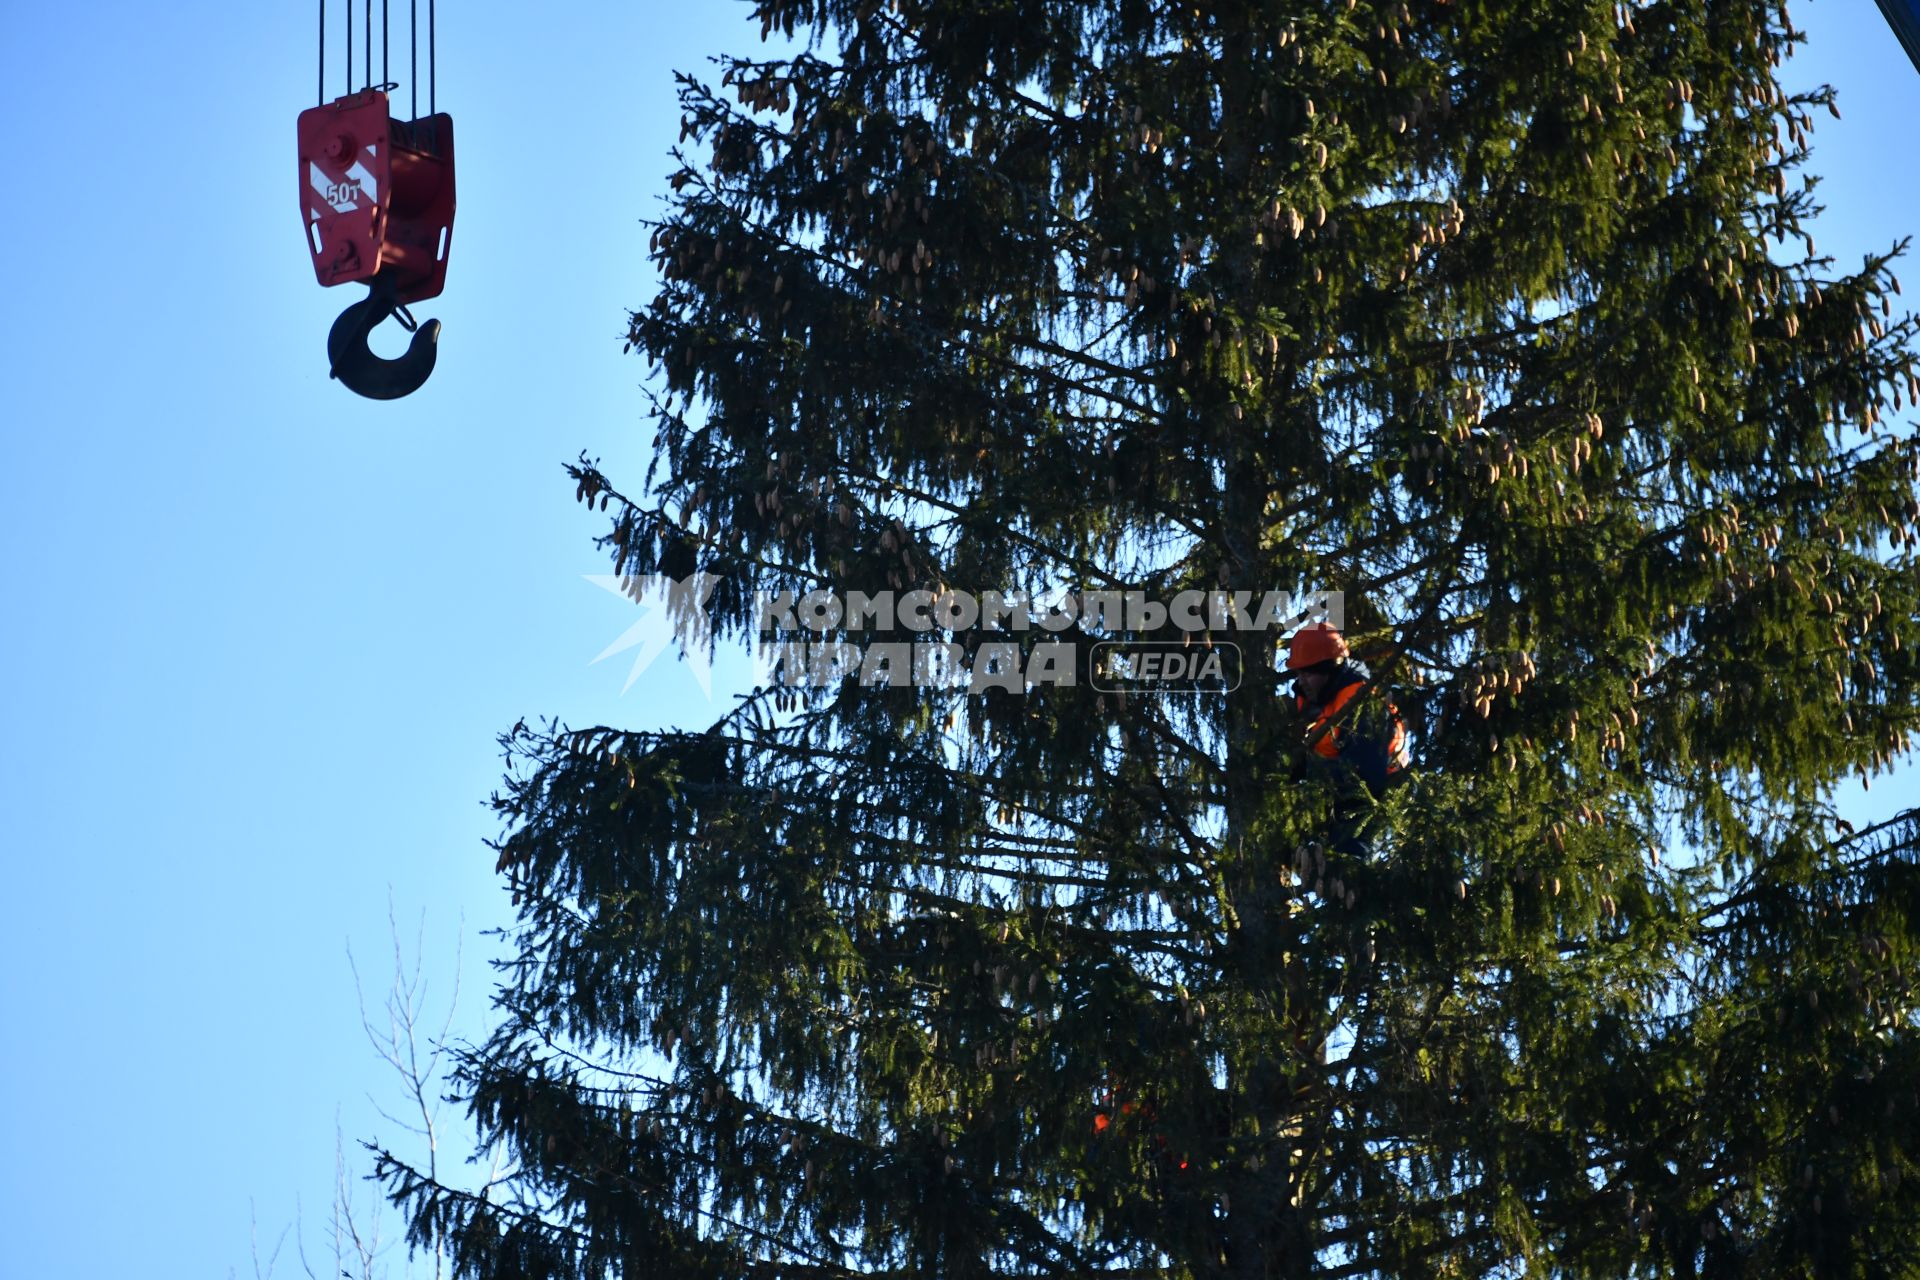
328;274;440;400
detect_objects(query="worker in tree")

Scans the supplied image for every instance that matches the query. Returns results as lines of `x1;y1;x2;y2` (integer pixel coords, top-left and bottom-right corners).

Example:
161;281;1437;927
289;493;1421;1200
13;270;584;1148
1279;622;1411;1167
1286;621;1410;798
1286;622;1410;865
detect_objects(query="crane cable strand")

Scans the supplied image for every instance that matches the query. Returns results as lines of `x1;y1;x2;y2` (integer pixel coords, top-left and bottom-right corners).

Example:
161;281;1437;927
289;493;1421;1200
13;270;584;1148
316;0;426;113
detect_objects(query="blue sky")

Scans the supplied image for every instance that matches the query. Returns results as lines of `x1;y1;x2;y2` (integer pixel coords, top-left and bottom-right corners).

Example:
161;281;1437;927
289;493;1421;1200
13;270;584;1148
0;3;1914;1277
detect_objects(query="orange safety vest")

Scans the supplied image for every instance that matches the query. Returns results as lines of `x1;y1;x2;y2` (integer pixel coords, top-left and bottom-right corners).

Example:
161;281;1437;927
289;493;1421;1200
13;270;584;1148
1092;1085;1190;1171
1297;678;1409;775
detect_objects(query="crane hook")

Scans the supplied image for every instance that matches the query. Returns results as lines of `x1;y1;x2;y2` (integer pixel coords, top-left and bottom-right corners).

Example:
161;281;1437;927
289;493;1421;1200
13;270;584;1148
327;273;441;400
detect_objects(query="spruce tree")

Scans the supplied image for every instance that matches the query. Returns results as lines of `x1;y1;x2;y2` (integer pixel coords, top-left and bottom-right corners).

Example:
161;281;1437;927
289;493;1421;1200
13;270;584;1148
378;2;1920;1275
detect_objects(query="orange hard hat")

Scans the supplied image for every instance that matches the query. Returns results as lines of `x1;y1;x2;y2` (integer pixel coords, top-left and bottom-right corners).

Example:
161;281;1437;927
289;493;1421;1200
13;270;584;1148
1286;621;1348;671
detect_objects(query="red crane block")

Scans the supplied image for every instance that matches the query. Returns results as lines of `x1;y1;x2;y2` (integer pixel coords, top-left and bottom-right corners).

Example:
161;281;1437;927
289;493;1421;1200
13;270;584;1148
297;90;455;305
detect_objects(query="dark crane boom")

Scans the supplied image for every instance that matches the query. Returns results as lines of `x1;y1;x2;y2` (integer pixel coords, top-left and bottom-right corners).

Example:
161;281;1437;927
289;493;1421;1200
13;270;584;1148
1877;0;1920;76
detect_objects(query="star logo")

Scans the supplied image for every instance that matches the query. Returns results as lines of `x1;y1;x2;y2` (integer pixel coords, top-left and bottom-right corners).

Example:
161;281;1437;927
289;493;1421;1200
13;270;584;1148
584;572;722;697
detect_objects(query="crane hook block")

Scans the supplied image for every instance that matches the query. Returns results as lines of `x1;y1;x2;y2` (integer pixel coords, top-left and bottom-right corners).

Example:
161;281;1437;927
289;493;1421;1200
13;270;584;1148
298;90;455;397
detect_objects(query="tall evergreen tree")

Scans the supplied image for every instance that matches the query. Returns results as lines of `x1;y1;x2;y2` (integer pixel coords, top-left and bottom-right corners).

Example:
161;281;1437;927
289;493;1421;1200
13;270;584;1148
378;2;1920;1275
